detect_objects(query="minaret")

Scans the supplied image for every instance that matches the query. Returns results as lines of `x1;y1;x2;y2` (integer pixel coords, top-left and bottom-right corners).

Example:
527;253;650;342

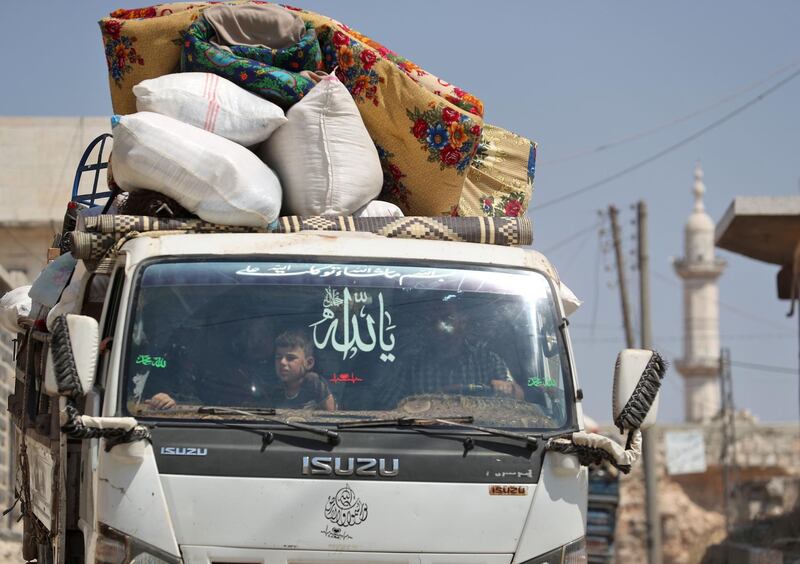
673;164;726;422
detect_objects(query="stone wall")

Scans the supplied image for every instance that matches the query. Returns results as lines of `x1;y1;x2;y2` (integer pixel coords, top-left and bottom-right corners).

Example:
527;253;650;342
612;420;800;563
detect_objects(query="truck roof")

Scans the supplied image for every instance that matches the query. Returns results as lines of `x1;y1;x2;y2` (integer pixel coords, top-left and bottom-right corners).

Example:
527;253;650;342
119;230;560;282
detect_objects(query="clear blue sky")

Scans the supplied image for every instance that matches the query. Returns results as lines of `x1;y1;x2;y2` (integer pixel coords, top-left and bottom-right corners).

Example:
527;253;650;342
2;1;799;423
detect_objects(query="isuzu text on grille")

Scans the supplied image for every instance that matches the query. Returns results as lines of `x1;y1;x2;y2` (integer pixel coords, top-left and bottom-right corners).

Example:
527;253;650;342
302;456;400;477
160;447;208;456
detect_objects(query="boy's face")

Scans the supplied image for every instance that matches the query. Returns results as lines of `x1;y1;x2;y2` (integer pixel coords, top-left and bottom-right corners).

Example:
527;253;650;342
274;346;314;385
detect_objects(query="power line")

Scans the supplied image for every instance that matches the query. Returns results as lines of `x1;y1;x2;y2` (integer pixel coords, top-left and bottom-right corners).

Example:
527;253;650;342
535;67;800;210
730;360;797;376
652;270;792;332
541;220;602;254
540;57;800;166
569;330;793;341
561;226;595;270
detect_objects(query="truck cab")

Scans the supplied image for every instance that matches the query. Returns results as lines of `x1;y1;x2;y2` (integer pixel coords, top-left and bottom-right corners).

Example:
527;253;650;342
15;230;591;564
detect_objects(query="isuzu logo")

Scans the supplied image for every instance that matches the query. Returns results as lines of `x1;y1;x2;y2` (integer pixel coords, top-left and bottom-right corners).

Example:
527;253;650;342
302;456;399;477
160;447;208;456
489;485;529;496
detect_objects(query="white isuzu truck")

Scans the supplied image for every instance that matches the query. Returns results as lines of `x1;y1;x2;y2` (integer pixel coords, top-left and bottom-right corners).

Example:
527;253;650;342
9;225;662;564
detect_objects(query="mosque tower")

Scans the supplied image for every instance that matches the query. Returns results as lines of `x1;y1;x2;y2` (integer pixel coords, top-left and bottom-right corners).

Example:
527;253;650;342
673;164;727;422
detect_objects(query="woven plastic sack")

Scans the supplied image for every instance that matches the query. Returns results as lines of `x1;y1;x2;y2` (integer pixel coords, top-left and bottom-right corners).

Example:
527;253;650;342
134;72;288;146
258;76;382;216
111;112;282;227
100;3;209;115
457;124;537;217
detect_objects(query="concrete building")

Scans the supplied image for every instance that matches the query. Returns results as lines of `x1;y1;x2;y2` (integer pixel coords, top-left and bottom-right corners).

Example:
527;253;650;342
0;116;111;528
716;195;800;308
673;165;726;422
0;117;111;282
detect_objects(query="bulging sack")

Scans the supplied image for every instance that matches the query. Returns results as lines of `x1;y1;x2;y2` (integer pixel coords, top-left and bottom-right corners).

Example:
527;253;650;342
0;285;32;333
133;72;288;146
290;7;485;216
111;112;282;227
258;76;382;216
354;200;404;218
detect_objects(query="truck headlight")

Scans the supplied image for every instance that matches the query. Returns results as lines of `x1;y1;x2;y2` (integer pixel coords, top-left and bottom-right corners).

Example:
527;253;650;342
520;537;587;564
96;523;182;564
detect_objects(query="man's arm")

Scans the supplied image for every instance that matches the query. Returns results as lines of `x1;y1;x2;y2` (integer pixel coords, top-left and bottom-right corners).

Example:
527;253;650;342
146;392;177;410
485;351;524;400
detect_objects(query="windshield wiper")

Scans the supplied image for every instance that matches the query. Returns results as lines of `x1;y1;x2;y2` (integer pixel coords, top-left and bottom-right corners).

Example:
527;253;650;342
337;415;475;428
431;418;539;449
198;407;340;445
337;416;538;450
194;418;276;452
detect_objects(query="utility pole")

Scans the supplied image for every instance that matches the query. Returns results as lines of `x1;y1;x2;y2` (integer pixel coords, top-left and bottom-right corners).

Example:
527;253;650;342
608;205;635;348
638;201;662;564
719;347;736;532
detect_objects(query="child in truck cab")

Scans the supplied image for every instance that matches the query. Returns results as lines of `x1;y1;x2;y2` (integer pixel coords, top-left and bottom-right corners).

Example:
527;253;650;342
139;326;335;412
269;330;335;411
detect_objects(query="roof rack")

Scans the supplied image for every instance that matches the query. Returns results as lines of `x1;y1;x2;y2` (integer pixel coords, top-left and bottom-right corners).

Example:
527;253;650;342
71;133;114;210
66;214;533;264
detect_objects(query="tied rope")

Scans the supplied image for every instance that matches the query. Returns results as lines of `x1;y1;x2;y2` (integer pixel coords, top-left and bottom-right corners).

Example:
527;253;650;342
546;431;642;475
546;351;667;474
61;404;151;452
51;315;151;450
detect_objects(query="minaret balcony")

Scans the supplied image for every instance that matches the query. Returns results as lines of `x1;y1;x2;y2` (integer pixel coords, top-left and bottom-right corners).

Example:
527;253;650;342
673;257;727;279
675;356;720;377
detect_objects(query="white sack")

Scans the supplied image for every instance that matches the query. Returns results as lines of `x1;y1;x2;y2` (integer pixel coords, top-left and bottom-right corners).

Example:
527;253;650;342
134;73;287;147
111;112;282;228
0;285;32;333
354;200;404;218
259;75;382;216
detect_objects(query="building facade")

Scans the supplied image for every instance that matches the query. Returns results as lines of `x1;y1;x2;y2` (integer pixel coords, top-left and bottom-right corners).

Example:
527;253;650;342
0;116;111;527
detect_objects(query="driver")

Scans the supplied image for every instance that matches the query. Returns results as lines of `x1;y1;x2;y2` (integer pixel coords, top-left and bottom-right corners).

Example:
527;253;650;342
381;298;523;407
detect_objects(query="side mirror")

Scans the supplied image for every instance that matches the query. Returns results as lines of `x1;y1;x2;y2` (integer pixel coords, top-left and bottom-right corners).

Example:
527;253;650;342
612;349;666;432
45;314;99;397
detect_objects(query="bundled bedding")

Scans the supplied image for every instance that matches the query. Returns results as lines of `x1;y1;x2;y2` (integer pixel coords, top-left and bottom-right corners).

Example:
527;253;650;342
98;1;539;220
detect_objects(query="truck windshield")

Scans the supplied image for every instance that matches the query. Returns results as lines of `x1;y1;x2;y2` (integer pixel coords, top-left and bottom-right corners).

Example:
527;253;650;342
122;260;573;431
